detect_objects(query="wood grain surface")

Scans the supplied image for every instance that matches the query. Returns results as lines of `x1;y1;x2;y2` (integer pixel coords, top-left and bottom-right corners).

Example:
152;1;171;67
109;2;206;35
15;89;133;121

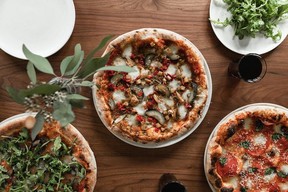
0;0;287;191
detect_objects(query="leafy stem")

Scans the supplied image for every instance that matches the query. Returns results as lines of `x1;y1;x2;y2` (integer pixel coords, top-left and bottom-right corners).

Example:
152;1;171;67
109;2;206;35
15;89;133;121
6;36;136;140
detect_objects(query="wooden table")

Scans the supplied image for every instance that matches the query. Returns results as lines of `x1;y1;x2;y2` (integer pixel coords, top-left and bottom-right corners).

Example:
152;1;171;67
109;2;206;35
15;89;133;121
0;0;287;191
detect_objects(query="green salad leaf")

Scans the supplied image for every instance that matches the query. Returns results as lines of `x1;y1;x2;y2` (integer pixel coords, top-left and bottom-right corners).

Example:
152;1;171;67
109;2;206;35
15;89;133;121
210;0;288;40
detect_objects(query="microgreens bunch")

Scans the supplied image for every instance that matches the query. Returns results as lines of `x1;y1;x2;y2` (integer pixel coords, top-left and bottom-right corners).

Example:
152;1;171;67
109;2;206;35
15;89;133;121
211;0;288;40
6;36;135;140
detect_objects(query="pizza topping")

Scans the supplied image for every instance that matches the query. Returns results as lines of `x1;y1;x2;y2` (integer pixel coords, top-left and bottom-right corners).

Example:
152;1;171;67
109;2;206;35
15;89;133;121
145;110;165;125
0;128;86;191
216;154;238;178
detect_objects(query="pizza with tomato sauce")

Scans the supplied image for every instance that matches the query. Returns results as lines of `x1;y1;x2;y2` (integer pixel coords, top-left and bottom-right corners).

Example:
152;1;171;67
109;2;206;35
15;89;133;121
0;114;97;192
205;104;288;192
93;28;211;145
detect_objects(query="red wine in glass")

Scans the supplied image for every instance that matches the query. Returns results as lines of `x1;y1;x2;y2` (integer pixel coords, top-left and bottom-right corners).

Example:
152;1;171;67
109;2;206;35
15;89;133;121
228;53;267;83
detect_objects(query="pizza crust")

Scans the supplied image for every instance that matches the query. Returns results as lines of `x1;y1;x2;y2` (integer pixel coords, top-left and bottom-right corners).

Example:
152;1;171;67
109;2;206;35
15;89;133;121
0;113;97;192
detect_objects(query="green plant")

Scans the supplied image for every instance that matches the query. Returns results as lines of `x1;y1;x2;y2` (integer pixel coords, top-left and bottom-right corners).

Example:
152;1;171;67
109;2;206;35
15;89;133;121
6;36;135;140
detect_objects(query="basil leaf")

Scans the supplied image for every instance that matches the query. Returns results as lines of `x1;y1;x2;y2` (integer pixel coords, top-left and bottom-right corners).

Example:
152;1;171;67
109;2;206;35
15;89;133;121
27;61;37;84
22;45;55;75
31;112;45;140
272;133;282;141
265;167;276;175
219;157;227;166
239;141;250;149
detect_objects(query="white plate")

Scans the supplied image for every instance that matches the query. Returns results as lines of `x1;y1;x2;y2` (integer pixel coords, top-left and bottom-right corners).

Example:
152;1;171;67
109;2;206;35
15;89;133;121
92;28;212;148
209;0;288;55
203;103;288;191
0;0;75;59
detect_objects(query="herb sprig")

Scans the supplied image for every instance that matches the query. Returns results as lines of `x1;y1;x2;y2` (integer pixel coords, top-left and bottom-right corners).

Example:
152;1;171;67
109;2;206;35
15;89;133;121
6;36;135;140
210;0;288;40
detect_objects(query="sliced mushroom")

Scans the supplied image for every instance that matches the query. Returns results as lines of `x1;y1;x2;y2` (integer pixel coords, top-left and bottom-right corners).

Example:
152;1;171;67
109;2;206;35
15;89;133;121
145;110;165;125
131;86;144;99
108;99;115;110
191;82;198;102
155;84;170;97
145;54;155;66
110;74;124;85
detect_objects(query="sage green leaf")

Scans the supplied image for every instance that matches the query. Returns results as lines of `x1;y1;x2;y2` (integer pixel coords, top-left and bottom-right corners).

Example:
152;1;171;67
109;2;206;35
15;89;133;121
97;65;136;73
6;87;26;104
75;81;94;87
66;94;89;100
22;84;61;97
76;53;110;79
27;61;37;84
69;99;85;108
31;112;45;140
60;56;73;76
52;100;75;127
22;44;55;75
83;35;113;65
61;44;84;76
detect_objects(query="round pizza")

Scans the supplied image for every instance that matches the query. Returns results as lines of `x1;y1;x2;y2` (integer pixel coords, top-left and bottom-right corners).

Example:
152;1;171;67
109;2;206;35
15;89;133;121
93;28;211;145
0;114;96;192
205;104;288;192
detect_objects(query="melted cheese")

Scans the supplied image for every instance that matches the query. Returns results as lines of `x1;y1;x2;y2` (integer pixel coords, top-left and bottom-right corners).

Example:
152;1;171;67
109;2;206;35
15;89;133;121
253;134;267;146
140;68;150;76
133;102;147;115
125;115;137;126
163;98;174;107
150;61;162;68
113;56;127;66
127;66;140;81
143;85;154;97
168;79;180;92
224;177;239;189
122;44;132;58
112;90;126;103
158;102;167;113
166;64;177;75
178;105;187;120
280;164;288;174
180;64;192;79
263;173;276;182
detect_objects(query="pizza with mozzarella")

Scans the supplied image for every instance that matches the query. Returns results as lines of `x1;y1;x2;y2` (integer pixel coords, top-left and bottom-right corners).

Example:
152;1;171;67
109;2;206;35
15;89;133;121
0;114;96;192
93;28;211;144
205;104;288;192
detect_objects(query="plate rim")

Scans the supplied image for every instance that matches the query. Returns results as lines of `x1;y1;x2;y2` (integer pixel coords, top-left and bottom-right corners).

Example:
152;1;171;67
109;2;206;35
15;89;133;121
0;0;76;60
209;0;288;55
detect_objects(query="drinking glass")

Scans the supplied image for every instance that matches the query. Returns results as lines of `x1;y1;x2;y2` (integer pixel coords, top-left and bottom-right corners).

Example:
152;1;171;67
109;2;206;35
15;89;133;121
159;173;187;192
228;53;267;83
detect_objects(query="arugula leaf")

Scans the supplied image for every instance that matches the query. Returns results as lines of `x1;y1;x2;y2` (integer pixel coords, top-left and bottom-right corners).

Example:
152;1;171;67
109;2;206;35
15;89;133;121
211;0;288;40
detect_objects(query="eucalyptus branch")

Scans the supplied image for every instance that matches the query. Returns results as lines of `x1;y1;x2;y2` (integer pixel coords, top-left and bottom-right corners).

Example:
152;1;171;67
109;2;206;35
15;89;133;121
6;36;136;140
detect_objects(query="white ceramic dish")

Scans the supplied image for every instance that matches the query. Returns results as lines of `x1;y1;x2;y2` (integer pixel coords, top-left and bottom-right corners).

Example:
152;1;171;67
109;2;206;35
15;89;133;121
0;0;75;59
209;0;288;55
203;103;288;191
92;28;212;148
